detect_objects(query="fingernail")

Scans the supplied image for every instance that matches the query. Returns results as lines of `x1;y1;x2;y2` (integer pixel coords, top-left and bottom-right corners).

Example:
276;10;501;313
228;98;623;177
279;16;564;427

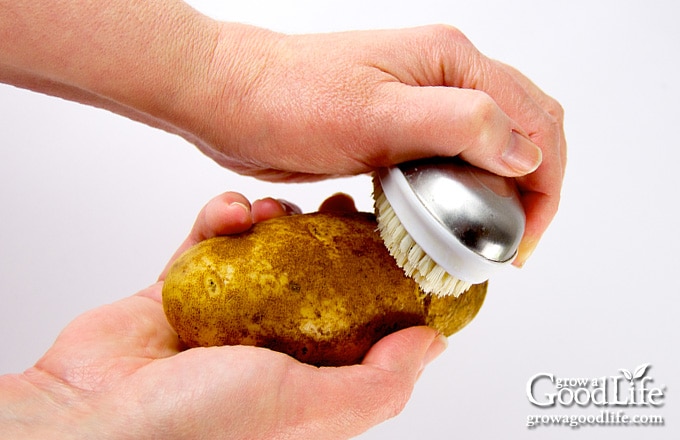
513;237;539;268
503;132;542;174
227;201;250;219
228;201;250;212
277;199;302;215
423;334;448;368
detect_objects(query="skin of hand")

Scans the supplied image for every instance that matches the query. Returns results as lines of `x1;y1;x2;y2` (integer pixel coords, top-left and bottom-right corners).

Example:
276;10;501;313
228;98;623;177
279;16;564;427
0;1;565;266
204;25;566;266
0;192;448;440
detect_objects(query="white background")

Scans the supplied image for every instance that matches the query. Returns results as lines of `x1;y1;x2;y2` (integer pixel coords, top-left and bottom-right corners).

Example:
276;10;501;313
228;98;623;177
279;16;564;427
1;0;678;438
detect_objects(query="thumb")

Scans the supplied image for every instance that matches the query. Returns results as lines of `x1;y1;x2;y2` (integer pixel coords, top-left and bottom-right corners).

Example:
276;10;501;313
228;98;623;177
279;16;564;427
374;84;542;176
286;326;447;439
361;325;447;377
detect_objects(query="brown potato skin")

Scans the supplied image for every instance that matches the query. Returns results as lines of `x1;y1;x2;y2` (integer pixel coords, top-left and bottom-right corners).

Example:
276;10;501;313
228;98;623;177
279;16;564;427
162;212;487;366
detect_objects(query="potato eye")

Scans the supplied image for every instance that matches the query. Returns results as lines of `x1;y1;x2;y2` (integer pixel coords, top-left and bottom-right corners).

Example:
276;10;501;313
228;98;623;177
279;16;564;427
204;275;220;297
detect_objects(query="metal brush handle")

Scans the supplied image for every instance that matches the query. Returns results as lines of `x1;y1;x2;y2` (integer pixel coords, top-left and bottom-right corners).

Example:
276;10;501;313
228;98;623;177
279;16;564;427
398;158;525;262
378;157;526;284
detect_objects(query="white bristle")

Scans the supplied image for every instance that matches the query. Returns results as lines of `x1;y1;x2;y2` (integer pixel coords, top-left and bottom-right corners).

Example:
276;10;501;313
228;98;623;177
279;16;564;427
373;176;472;298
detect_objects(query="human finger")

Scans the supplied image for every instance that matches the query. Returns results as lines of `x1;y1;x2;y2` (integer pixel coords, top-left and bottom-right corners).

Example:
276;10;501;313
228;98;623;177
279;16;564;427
318;193;358;213
487;62;566;265
158;192;253;280
494;60;567;174
251;197;301;223
370;83;543;177
450;55;565;262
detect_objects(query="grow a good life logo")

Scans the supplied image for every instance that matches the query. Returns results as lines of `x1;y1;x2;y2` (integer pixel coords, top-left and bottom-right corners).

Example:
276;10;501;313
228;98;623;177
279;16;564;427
525;363;667;429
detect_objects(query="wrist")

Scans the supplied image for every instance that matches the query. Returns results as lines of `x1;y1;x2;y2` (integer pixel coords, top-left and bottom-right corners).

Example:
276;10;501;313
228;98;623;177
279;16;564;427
186;22;285;158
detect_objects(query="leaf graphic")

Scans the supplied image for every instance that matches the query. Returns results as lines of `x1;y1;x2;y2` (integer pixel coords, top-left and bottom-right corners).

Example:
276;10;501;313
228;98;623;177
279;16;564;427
619;369;633;381
633;363;651;380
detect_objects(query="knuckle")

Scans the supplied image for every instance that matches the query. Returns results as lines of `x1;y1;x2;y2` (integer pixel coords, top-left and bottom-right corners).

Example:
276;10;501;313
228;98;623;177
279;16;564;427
356;372;414;423
545;97;565;123
466;92;505;140
420;24;474;60
424;23;467;44
470;92;500;122
380;385;412;420
542;100;565;149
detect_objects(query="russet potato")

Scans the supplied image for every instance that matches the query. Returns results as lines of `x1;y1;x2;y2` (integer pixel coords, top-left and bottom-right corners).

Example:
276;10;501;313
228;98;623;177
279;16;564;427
162;211;487;366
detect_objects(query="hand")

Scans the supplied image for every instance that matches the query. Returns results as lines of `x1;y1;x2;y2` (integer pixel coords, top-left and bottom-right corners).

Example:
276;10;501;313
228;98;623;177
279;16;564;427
1;192;447;440
1;2;564;264
194;24;566;265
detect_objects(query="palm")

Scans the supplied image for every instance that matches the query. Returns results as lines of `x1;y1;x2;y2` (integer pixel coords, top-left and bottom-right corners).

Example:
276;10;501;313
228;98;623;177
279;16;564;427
34;281;301;437
35;284;181;392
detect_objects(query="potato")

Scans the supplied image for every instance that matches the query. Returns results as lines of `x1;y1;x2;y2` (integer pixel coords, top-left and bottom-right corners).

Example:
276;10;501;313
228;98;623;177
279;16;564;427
162;211;487;366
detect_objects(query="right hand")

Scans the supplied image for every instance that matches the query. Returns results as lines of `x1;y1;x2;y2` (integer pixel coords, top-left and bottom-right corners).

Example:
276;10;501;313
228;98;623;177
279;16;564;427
194;24;566;265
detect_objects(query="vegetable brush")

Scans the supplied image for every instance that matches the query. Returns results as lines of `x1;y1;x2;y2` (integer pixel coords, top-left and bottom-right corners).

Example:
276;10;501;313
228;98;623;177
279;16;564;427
373;157;526;297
